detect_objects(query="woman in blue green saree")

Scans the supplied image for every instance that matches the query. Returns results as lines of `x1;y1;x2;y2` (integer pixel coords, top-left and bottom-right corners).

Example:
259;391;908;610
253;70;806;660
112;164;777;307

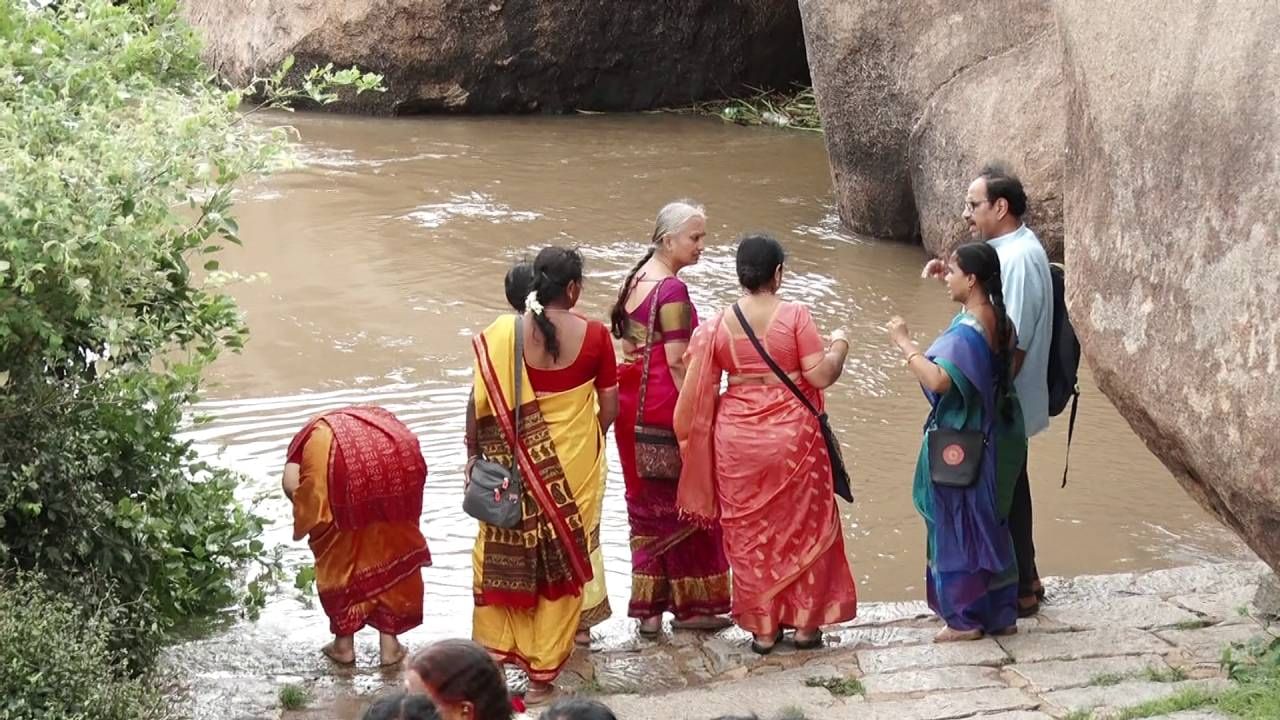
888;243;1026;642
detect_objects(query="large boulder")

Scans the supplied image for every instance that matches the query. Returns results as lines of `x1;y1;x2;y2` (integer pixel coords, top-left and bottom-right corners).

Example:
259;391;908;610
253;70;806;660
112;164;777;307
908;33;1065;260
1057;1;1280;571
798;0;1054;241
180;0;808;114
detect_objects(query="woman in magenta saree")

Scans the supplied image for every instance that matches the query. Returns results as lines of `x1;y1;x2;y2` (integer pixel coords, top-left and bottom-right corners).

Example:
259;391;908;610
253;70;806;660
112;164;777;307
611;200;731;634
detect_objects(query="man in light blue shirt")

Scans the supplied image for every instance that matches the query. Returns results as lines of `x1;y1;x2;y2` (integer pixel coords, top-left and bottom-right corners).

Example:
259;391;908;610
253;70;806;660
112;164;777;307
923;164;1053;616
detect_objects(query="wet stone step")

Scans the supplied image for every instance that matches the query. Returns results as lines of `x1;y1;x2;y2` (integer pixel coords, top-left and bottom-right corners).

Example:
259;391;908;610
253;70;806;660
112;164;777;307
1006;653;1172;692
1039;678;1229;715
857;639;1010;675
860;664;1005;698
996;627;1171;663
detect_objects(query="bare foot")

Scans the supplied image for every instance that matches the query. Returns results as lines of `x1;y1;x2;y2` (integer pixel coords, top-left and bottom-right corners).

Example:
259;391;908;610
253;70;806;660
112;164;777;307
574;629;592;647
933;627;983;643
378;634;407;667
671;614;733;631
525;681;555;705
322;636;356;665
638;615;662;636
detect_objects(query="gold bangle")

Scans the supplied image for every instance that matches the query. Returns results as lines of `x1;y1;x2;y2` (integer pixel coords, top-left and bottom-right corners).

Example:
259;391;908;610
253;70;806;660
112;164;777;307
904;351;922;365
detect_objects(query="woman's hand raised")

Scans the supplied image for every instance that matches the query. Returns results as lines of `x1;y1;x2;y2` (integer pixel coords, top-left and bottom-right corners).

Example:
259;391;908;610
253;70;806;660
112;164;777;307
887;316;911;349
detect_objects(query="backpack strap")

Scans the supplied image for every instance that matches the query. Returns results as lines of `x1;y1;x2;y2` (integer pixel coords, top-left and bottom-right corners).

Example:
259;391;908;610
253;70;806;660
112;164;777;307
1060;388;1079;488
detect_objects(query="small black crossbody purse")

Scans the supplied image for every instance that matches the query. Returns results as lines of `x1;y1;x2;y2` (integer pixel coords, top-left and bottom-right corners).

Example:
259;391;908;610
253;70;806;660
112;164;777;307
923;391;986;488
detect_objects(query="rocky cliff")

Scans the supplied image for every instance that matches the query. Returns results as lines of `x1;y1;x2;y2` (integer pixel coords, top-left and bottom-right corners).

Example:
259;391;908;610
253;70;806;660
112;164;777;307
181;0;809;114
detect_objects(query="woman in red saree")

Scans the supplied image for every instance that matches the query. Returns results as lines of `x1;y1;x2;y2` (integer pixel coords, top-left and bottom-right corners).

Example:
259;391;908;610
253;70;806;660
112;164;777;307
283;405;431;667
675;233;857;653
610;200;732;636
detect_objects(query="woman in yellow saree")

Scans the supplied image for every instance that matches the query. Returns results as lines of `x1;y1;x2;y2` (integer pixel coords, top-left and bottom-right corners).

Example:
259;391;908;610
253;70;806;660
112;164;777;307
467;247;617;704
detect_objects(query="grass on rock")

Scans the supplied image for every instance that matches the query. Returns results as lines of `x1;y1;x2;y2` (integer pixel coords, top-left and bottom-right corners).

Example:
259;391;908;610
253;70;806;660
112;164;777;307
804;675;865;697
278;684;309;711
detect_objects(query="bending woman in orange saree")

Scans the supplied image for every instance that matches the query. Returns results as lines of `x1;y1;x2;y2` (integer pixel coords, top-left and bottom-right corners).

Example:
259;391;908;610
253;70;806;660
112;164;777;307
283;406;431;667
468;247;613;704
675;233;858;654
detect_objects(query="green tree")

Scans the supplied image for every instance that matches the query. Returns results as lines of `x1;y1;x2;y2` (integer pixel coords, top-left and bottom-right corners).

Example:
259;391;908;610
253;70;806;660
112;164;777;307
0;0;380;672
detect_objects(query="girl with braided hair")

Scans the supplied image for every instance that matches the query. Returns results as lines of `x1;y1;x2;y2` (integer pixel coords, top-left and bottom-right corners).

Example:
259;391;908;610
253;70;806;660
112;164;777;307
887;242;1026;642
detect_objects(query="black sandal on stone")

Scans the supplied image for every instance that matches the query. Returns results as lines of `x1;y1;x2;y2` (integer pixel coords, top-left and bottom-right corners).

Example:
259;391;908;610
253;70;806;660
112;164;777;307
793;630;824;650
750;629;784;655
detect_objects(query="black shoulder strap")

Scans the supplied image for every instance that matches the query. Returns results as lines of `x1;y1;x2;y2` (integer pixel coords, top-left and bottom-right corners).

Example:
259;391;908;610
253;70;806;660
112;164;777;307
1060;388;1079;488
511;314;523;479
731;303;822;419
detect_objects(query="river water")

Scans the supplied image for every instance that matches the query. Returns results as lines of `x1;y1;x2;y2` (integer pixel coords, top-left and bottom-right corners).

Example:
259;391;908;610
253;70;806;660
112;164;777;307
184;112;1248;661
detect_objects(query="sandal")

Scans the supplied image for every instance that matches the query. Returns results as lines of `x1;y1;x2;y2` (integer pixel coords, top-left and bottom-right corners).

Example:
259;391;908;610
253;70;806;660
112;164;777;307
793;630;824;650
1017;597;1041;619
750;628;785;655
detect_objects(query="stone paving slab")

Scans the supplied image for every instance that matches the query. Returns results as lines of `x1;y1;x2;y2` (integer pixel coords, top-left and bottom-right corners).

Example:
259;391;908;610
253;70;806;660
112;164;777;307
849;600;934;626
596;665;858;720
1148;711;1232;719
1040;678;1228;714
1041;595;1201;630
857;639;1009;675
827;625;937;650
1006;653;1171;691
593;652;690;693
852;687;1041;720
860;665;1004;698
1156;622;1273;664
997;627;1170;663
972;713;1055;720
1126;562;1270;597
1170;584;1260;624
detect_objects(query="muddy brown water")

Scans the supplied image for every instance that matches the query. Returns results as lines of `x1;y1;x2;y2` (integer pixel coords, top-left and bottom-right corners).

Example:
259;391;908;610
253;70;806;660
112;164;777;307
183;112;1249;662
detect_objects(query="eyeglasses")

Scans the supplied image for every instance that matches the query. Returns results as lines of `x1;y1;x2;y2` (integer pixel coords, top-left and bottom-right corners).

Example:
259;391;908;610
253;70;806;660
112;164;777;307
964;199;991;212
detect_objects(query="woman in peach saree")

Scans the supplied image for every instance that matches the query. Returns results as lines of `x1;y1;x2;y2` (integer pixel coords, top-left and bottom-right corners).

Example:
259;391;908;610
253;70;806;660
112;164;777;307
675;233;858;653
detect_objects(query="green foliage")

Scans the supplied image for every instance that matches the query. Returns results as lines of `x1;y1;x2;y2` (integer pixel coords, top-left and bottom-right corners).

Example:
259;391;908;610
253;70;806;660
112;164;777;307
1141;665;1189;683
0;574;165;720
1103;687;1217;719
278;684;309;711
1218;636;1280;719
804;675;865;697
1088;672;1126;687
0;0;382;669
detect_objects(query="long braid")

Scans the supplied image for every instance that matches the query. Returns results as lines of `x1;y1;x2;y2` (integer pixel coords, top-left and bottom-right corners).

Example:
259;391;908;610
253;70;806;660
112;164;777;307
610;247;654;338
985;273;1014;419
530;270;561;360
528;246;584;362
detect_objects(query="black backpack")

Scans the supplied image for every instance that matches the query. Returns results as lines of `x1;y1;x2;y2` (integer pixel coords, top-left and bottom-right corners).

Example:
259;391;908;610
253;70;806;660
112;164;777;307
1047;263;1081;486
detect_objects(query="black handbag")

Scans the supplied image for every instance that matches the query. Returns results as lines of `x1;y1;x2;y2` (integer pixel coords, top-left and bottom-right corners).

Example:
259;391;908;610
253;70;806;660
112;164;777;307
926;425;986;489
463;316;525;528
731;303;854;503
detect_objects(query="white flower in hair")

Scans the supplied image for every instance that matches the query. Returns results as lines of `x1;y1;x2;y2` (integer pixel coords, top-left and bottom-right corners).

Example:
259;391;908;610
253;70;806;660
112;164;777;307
525;291;544;315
